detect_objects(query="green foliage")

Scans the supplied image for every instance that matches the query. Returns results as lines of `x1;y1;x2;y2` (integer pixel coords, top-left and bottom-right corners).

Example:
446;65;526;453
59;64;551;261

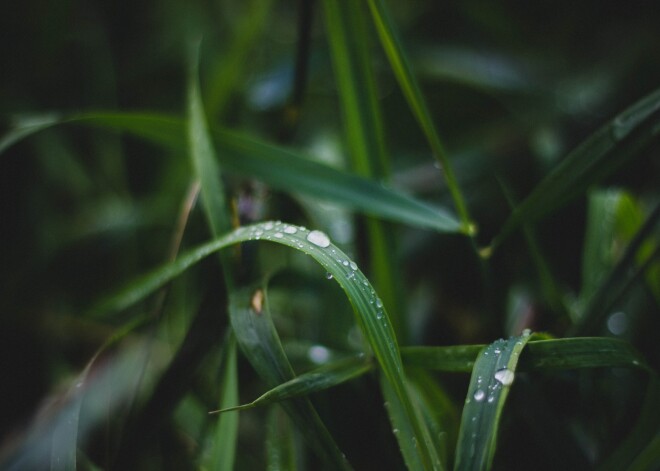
1;1;658;470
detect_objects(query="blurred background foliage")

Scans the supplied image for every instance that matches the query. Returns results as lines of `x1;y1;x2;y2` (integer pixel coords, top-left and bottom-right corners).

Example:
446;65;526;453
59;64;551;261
0;0;658;469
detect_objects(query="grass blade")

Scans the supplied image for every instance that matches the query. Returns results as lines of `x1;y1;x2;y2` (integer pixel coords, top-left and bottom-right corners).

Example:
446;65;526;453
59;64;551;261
88;220;439;469
0;112;461;233
365;0;473;233
211;354;371;414
266;406;299;471
228;284;353;470
491;87;660;250
453;333;533;471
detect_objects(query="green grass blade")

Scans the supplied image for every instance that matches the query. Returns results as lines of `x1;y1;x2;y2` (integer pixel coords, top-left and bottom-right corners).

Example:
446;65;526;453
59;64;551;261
211;354;371;414
205;334;239;471
453;333;533;471
401;337;649;373
266;407;298;471
365;0;473;233
228;283;353;470
0;112;461;233
88;221;438;469
187;41;233;238
491;87;660;250
322;0;407;339
0;113;63;154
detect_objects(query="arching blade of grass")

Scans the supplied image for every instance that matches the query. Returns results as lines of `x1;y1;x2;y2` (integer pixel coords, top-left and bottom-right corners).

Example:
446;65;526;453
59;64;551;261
490;87;660;250
0;113;461;233
323;0;406;339
228;283;352;470
89;221;438;469
453;333;533;471
211;354;371;414
400;337;650;373
365;0;473;233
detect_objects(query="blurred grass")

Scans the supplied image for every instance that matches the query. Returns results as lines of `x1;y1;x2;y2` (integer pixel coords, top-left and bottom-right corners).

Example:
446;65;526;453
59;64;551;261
1;0;659;470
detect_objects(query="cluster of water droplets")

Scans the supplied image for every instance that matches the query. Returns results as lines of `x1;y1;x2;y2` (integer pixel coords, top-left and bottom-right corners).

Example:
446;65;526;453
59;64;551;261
234;222;391;326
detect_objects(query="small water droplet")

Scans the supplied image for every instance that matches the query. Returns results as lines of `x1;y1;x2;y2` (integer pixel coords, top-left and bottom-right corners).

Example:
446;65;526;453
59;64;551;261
325;272;333;280
487;394;495;403
494;368;515;386
522;328;532;336
349;261;358;270
473;389;486;402
263;222;274;230
307;230;331;247
283;225;298;234
375;298;383;308
274;232;284;238
376;310;383;319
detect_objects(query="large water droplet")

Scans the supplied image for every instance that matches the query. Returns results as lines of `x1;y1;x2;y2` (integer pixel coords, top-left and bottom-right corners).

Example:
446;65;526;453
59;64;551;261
473;389;486;402
349;261;358;271
307;230;331;248
494;368;515;386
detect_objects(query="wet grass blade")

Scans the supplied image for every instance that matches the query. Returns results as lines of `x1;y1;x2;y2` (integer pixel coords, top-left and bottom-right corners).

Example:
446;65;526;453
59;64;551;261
491;87;660;250
365;0;473;232
211;354;371;414
453;333;533;471
88;220;439;469
401;337;650;373
0;112;461;233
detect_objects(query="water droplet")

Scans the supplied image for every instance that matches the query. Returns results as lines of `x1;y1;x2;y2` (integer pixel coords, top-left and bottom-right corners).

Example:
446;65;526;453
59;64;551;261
607;311;628;335
325;272;333;280
308;345;330;364
494;368;515;386
375;298;383;308
349;261;358;270
263;222;274;230
342;260;349;266
376;310;383;319
274;232;283;238
283;225;298;234
473;389;486;402
307;230;331;248
487;394;495;403
522;328;532;336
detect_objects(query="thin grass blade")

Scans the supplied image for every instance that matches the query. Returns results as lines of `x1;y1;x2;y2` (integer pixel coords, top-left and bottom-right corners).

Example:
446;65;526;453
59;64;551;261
211;354;371;414
365;0;473;232
266;406;299;471
491;87;660;249
453;333;533;471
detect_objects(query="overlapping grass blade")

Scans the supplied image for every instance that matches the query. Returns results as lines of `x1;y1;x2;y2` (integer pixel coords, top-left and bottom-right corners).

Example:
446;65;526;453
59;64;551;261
453;333;532;471
211;354;371;414
0;113;461;233
87;220;438;469
365;0;472;232
228;284;352;469
491;87;660;249
266;407;298;471
323;0;406;338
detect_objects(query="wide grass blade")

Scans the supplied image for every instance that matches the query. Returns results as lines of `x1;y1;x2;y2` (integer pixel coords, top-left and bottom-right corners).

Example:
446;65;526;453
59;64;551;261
490;87;660;250
365;0;473;232
228;283;352;469
88;220;439;469
0;113;461;233
211;354;371;414
453;333;533;471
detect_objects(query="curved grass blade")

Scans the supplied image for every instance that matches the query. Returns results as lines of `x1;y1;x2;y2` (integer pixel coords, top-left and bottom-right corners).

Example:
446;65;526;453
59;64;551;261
228;284;353;470
365;0;473;233
210;354;371;414
401;337;650;373
454;333;533;471
490;86;660;250
88;220;439;469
